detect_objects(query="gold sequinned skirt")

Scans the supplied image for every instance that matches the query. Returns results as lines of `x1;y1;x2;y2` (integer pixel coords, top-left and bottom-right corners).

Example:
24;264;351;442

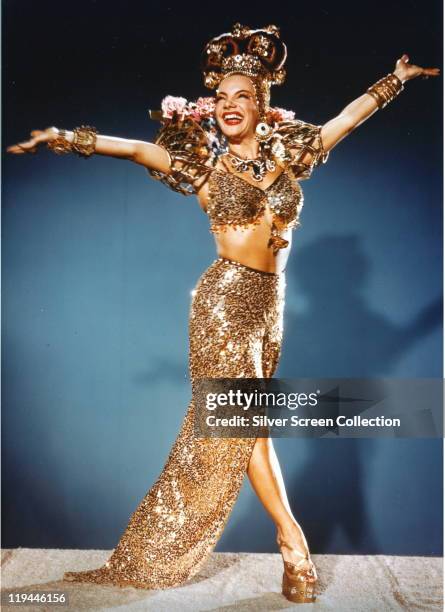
63;257;285;589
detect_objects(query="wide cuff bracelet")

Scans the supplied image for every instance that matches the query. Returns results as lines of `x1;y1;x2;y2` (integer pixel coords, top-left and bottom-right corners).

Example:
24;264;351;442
72;125;98;157
366;73;404;109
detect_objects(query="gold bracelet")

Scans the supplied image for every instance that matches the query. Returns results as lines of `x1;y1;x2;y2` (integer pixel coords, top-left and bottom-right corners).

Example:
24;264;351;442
367;73;404;109
47;129;73;155
72;125;98;157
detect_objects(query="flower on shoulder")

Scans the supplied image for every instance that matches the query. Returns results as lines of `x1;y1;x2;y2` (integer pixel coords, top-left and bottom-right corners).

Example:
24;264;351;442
267;107;296;123
194;97;216;120
160;95;216;123
161;95;188;120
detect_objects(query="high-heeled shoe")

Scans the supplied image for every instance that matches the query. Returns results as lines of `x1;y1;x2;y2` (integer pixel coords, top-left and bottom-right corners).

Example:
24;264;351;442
277;533;317;604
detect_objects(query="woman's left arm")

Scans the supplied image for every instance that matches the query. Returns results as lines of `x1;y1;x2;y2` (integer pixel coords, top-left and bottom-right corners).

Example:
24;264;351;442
320;54;440;153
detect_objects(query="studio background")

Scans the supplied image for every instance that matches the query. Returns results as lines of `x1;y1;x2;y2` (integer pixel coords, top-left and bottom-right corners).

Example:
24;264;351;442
2;0;443;555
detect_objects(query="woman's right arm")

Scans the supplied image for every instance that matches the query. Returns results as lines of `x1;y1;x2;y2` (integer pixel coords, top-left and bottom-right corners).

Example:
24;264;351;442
6;127;171;174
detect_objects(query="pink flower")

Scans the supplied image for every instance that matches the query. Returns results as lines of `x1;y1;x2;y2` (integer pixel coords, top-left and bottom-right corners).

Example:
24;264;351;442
195;97;216;119
187;103;202;122
161;95;188;119
267;107;296;123
160;95;216;123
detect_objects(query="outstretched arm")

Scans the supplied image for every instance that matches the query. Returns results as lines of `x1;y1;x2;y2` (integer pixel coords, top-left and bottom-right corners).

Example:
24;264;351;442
320;54;440;154
7;127;171;174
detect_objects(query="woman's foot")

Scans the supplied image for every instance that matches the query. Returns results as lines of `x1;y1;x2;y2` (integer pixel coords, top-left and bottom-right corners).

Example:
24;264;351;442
276;524;317;580
277;523;317;603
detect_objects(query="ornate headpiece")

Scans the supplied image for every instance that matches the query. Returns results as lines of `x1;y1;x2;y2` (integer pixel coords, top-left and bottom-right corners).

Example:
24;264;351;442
201;23;287;120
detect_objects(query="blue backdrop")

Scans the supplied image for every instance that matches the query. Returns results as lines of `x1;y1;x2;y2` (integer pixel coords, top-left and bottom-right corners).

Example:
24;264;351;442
2;0;443;555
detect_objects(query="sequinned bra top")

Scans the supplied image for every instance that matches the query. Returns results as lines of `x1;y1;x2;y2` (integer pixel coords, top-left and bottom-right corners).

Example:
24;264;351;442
206;167;303;253
148;117;330;254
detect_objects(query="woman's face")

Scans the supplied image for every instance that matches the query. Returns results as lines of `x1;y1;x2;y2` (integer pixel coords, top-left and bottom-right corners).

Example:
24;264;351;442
214;74;259;141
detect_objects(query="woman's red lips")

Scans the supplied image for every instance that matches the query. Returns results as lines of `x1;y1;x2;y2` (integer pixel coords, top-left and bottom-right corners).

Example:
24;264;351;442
222;112;243;125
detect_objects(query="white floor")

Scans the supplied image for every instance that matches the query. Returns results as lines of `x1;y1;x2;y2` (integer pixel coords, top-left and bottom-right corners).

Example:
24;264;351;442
1;548;443;611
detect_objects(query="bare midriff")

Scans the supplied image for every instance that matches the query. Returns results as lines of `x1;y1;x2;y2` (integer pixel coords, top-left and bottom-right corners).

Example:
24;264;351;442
196;161;295;274
213;214;292;274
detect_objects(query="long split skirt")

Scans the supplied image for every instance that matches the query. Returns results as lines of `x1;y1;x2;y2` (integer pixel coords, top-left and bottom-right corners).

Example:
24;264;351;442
63;257;286;589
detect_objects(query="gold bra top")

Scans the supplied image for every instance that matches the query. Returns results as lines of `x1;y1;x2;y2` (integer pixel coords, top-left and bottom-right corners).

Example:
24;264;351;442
206;166;303;253
148;116;330;254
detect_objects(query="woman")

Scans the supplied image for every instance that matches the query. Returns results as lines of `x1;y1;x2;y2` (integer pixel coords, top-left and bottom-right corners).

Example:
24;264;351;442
7;23;439;604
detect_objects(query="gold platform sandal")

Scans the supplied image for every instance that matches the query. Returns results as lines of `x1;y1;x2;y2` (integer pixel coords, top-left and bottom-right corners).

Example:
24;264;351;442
277;534;317;604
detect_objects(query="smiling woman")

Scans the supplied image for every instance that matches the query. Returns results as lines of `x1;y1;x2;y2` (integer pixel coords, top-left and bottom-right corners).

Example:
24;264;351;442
6;20;440;605
146;70;329;274
216;80;259;134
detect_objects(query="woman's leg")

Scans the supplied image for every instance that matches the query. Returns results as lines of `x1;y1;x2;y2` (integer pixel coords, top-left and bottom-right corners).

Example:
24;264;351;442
247;437;313;570
247;314;315;572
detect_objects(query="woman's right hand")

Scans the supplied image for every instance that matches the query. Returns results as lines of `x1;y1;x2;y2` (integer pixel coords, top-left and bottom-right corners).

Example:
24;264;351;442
6;127;60;154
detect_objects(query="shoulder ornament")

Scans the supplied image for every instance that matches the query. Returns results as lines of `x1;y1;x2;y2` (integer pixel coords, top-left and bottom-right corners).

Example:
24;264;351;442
148;114;215;196
271;119;329;180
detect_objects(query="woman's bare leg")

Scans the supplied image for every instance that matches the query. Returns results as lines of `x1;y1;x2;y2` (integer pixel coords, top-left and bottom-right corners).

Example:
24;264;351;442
247;436;313;570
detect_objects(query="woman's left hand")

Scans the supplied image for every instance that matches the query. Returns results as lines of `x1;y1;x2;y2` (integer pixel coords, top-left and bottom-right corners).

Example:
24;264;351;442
393;54;440;83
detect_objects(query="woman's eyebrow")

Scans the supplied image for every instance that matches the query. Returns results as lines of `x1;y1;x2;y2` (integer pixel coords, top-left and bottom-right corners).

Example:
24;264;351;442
216;89;252;96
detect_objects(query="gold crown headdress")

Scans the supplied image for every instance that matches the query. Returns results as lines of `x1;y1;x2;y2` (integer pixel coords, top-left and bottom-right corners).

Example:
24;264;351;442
201;23;287;123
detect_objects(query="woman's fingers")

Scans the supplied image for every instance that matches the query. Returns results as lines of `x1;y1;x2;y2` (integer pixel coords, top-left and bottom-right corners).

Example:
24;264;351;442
421;67;440;80
6;128;54;154
6;141;37;154
19;144;37;154
6;144;27;154
8;139;37;152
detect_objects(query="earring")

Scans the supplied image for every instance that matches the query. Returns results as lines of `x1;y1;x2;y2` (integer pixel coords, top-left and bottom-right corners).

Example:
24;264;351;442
255;121;273;142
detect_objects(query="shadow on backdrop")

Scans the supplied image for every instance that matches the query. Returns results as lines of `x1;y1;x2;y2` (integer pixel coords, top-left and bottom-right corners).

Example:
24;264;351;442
222;235;442;556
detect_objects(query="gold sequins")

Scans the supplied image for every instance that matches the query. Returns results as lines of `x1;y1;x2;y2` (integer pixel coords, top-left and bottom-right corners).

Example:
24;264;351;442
63;257;285;590
207;168;303;253
147;117;329;255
